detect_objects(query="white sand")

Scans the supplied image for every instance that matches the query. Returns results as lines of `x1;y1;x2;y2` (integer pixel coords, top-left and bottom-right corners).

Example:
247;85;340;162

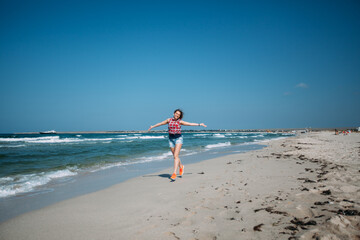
0;131;359;240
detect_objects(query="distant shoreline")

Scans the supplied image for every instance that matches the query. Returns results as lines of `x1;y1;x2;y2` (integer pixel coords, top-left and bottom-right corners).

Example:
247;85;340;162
3;127;357;135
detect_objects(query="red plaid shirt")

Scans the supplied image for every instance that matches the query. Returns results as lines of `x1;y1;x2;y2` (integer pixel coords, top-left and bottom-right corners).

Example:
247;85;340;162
168;118;181;134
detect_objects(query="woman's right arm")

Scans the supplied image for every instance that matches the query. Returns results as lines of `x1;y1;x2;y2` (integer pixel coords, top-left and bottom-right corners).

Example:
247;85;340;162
148;119;169;131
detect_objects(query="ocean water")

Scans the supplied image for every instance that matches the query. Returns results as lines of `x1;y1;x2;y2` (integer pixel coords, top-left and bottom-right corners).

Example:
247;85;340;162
0;131;293;199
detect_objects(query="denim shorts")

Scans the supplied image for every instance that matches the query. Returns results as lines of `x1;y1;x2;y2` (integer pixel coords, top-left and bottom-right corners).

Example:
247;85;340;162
168;134;183;148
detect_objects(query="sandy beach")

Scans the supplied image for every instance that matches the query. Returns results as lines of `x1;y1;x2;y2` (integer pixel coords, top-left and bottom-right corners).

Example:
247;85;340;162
0;131;359;240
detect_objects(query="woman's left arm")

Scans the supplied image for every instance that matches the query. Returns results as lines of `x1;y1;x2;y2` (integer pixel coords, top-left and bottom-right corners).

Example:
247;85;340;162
180;121;207;128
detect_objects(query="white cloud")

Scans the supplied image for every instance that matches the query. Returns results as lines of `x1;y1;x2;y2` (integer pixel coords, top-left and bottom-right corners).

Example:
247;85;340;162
296;83;308;88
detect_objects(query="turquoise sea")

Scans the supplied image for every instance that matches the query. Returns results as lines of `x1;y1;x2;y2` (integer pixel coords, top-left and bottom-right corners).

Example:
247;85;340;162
0;131;293;200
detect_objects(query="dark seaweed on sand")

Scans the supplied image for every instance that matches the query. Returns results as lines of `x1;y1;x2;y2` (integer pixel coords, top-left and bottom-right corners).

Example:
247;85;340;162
337;209;360;216
254;207;289;216
290;218;317;226
321;190;331;195
253;223;264;231
284;226;297;231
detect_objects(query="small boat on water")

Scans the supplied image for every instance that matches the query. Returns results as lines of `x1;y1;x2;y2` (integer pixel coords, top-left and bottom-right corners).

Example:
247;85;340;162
39;130;57;134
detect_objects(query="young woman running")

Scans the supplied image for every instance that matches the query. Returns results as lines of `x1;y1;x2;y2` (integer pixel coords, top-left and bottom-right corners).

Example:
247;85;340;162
148;109;207;180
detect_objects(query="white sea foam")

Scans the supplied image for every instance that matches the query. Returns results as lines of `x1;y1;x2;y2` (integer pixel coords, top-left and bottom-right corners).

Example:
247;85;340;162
46;169;77;179
194;134;210;137
125;136;139;139
0;136;79;144
90;162;125;172
239;141;260;146
205;142;231;149
0;169;77;198
125;136;165;140
181;150;197;156
137;149;200;162
0;177;13;184
0;136;123;144
254;139;271;143
0;144;26;148
213;134;226;138
139;151;173;162
251;134;264;138
28;136;76;143
64;137;116;143
0;136;59;142
139;136;165;139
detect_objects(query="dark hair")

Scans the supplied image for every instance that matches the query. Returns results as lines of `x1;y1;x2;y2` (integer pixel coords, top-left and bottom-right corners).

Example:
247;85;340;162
174;109;184;119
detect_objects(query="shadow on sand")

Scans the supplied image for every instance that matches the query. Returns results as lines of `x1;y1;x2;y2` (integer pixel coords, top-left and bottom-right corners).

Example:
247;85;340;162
143;173;171;179
143;173;192;181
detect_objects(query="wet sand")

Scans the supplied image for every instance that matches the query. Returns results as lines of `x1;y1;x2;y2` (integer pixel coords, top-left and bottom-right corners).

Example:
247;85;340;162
0;131;359;239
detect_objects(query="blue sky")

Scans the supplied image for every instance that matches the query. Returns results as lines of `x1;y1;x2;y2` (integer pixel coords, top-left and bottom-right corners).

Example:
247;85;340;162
1;0;359;132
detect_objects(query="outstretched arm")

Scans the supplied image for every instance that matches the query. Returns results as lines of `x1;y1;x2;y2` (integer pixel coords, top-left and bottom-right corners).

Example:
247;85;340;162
148;119;169;131
181;121;207;128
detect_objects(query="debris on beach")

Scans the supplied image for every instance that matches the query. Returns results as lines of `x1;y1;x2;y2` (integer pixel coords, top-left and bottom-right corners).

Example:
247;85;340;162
290;218;317;226
336;209;360;216
253;223;264;231
314;201;330;205
284;225;298;231
321;190;331;195
297;177;316;183
253;207;289;216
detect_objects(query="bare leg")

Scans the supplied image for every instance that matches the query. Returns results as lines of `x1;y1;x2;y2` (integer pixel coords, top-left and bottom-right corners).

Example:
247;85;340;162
171;144;182;174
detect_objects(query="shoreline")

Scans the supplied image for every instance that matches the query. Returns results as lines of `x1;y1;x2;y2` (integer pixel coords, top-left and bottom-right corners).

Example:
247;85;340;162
0;140;265;223
1;131;359;239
